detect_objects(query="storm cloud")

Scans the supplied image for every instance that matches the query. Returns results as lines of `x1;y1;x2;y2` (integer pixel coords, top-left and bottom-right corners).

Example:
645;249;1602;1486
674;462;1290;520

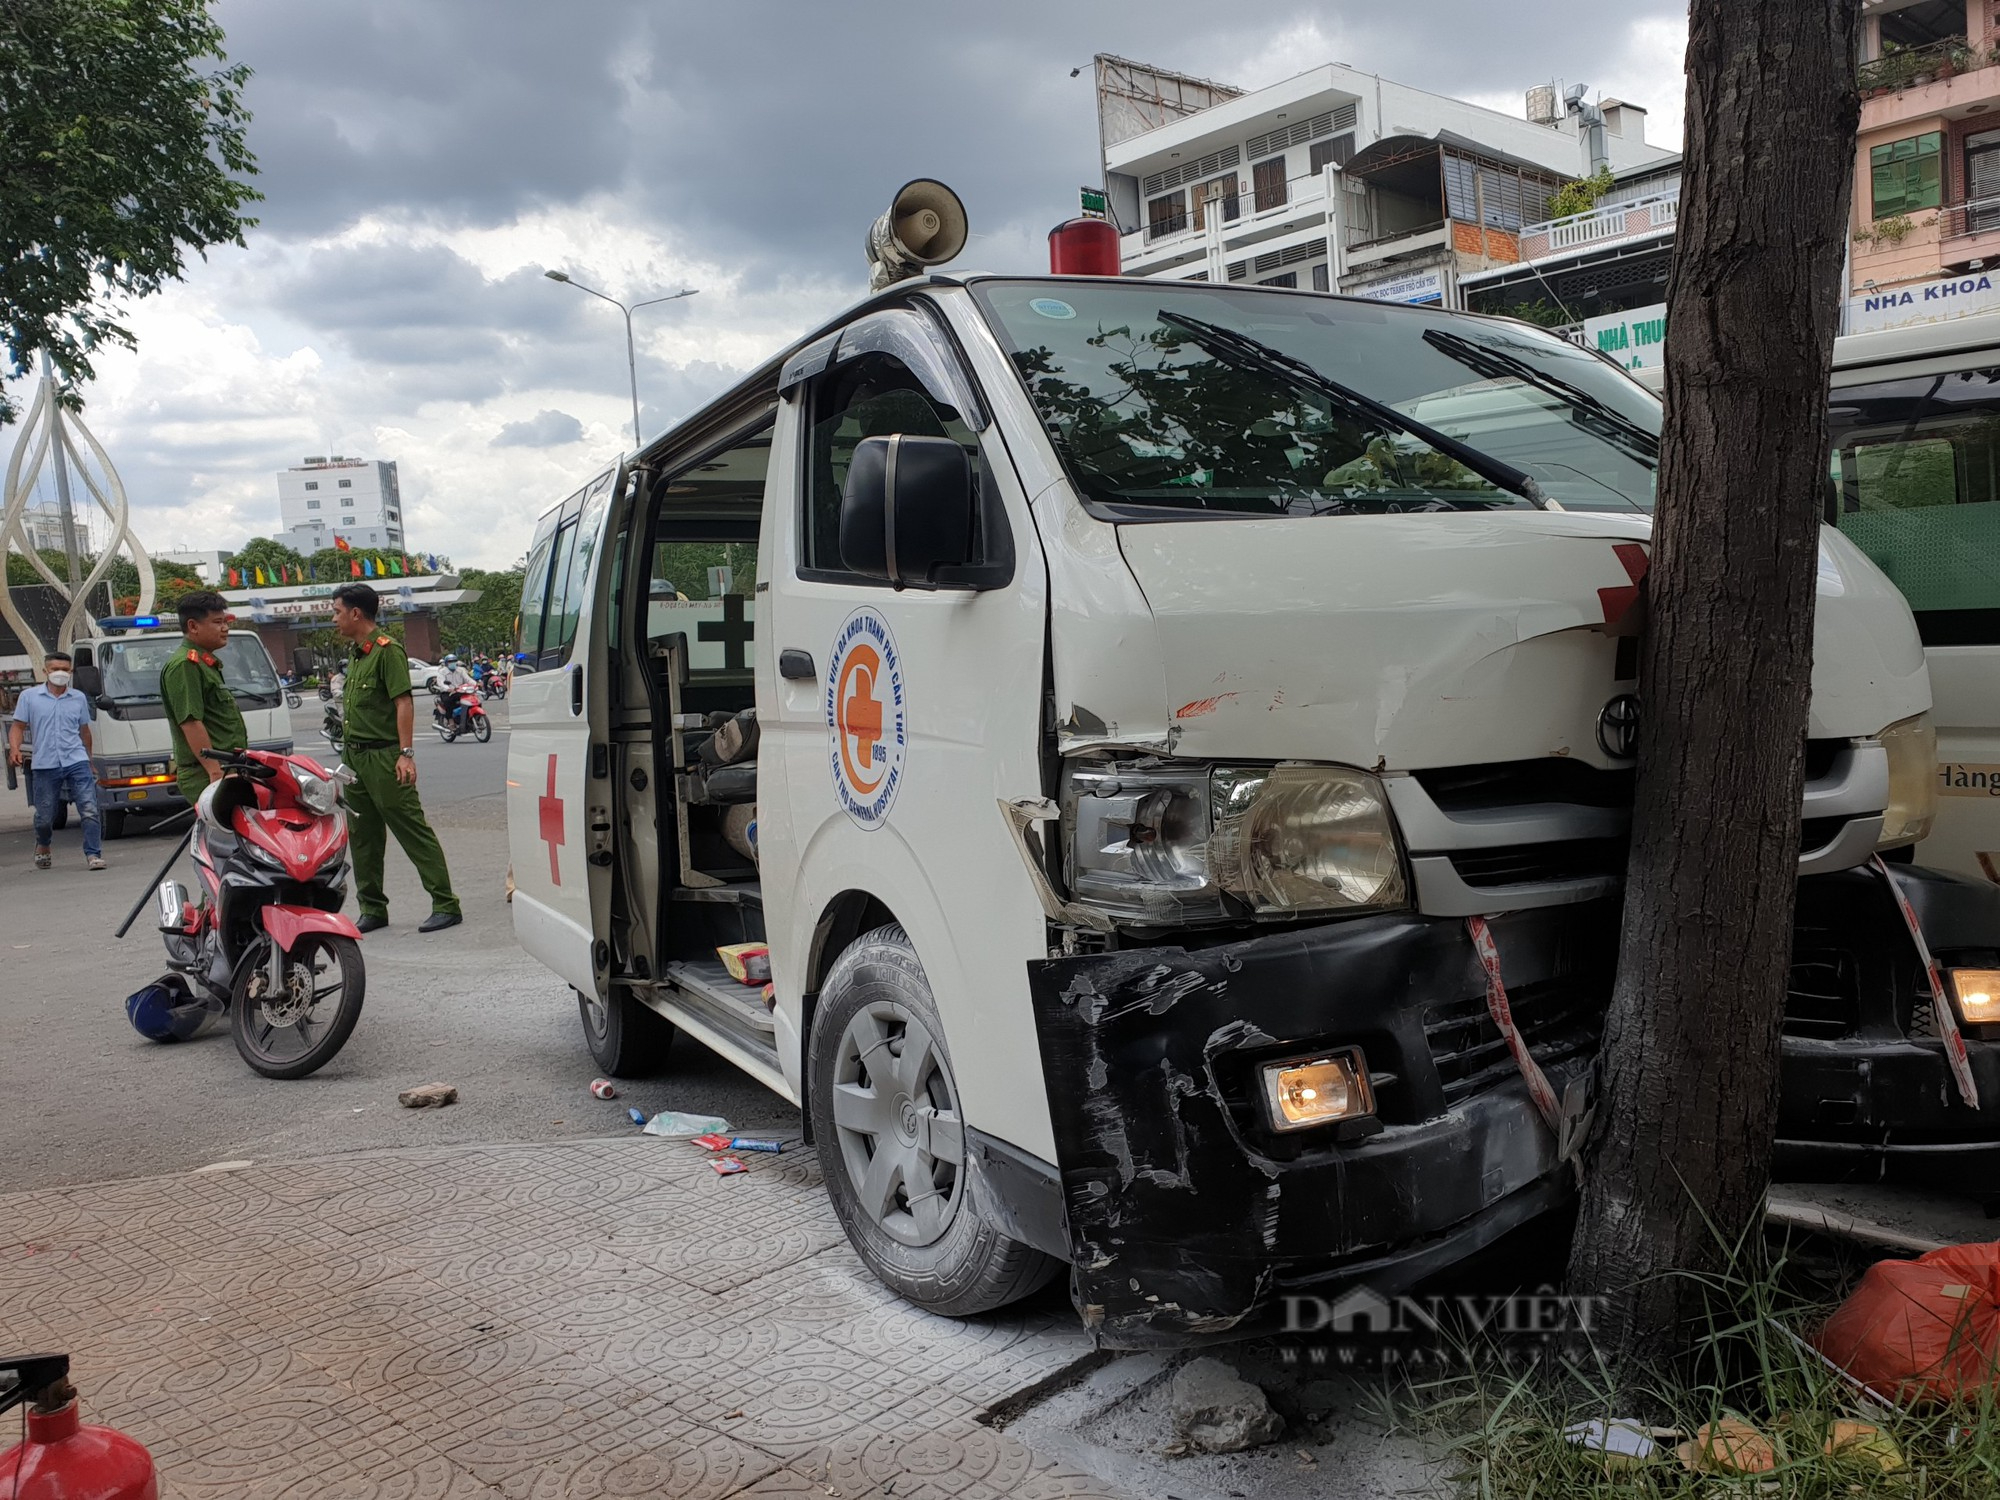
29;1;1690;567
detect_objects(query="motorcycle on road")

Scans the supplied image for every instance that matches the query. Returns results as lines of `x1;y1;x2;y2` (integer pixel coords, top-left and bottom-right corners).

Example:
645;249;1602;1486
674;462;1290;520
143;748;366;1079
432;684;492;743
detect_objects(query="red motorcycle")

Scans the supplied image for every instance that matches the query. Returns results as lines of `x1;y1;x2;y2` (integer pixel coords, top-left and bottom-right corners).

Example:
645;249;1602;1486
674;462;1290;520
432;683;492;743
141;748;366;1079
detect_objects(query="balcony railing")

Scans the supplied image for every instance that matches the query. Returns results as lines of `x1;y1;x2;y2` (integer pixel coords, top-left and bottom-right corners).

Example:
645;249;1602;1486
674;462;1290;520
1517;190;1680;261
1938;194;2000;240
1859;34;1988;95
1146;211;1190;242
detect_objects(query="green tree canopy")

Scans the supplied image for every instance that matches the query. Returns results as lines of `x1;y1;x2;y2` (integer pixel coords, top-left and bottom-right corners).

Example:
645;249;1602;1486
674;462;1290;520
224;536;306;582
438;566;524;655
1;0;261;423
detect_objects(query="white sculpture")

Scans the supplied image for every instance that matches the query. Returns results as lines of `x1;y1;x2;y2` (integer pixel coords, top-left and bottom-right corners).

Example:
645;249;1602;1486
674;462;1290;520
1;364;154;657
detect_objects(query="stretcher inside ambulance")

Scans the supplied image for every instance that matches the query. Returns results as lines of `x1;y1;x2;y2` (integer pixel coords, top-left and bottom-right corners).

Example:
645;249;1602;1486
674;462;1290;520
509;255;2000;1343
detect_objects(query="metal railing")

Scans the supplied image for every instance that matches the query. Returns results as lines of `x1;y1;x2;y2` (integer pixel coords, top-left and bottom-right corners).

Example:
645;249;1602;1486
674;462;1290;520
1938;194;2000;240
1858;34;1983;94
1517;190;1680;260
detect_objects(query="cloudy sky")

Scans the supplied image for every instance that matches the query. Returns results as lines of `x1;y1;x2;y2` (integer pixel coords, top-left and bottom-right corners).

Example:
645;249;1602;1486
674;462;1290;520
21;1;1689;570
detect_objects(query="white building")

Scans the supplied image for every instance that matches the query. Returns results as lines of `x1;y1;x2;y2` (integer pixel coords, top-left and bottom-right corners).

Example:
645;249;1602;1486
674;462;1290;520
1095;55;1672;308
276;456;406;555
19;501;96;556
158;549;231;586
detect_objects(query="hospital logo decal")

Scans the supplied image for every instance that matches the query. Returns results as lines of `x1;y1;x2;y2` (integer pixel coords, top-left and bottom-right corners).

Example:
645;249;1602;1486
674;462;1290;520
825;607;906;829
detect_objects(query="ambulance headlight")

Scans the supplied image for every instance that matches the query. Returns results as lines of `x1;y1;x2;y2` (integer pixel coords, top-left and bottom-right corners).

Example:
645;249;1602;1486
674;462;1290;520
1061;761;1406;923
1948;968;2000;1030
1209;764;1406;914
1877;712;1937;849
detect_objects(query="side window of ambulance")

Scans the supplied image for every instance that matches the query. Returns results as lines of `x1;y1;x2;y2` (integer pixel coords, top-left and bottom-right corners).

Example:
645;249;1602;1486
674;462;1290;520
515;523;558;673
534;522;580;669
803;352;982;580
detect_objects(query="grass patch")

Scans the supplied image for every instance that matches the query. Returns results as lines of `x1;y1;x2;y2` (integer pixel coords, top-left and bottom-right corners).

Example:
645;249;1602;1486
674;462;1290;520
1389;1233;2000;1497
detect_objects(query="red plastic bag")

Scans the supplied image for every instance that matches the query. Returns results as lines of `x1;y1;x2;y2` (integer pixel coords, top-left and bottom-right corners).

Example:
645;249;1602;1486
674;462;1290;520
1815;1242;2000;1403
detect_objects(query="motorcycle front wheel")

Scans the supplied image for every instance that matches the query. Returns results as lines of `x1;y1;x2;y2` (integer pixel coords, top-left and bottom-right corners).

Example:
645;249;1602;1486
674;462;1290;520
472;715;492;743
231;933;365;1079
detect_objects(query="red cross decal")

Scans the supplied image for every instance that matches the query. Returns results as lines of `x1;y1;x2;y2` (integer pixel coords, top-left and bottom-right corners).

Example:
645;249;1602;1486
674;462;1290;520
846;669;883;766
1598;542;1650;627
538;754;566;886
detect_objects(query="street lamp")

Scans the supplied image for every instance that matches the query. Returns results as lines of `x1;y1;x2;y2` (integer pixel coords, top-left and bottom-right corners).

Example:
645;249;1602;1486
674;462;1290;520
543;270;699;449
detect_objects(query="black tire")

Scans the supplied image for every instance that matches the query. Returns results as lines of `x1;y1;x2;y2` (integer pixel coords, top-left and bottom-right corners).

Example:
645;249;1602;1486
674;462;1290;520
472;716;492;743
577;985;674;1076
434;717;456;743
810;923;1060;1316
231;933;365;1080
286;692;302;709
101;808;128;840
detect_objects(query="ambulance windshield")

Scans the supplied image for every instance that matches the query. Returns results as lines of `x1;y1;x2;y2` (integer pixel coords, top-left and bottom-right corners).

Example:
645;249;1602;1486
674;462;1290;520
972;280;1658;517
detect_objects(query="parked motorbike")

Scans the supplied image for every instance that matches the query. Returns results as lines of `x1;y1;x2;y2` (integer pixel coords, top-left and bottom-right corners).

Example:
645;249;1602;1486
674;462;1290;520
432;685;492;743
147;748;366;1079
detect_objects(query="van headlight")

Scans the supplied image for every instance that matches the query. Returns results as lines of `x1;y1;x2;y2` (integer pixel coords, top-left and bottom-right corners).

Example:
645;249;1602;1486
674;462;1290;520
1877;713;1937;849
1062;761;1406;923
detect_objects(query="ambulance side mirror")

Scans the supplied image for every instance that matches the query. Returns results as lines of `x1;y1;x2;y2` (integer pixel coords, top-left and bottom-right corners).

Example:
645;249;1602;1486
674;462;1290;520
840;434;974;589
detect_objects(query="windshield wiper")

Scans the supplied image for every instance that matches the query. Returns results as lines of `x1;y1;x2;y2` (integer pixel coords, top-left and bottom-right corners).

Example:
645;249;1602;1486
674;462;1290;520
1157;311;1551;510
1422;327;1660;465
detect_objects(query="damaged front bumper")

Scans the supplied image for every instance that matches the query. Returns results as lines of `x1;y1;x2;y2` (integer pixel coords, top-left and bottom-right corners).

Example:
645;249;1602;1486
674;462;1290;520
1779;863;2000;1185
1023;862;2000;1345
1025;903;1618;1345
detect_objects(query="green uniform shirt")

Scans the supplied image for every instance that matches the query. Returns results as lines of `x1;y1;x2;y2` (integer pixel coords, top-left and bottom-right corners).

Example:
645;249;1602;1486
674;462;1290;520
342;633;411;746
159;645;248;776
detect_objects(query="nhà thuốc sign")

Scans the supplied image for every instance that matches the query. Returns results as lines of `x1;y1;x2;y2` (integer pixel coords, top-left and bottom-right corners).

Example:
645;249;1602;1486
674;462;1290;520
1582;303;1668;370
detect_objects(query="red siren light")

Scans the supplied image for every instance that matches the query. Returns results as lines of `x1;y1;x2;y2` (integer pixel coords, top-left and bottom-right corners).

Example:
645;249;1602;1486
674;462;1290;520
1048;217;1121;277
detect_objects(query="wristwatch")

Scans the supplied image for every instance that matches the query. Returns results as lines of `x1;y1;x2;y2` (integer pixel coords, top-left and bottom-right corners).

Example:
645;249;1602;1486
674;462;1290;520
397;747;415;760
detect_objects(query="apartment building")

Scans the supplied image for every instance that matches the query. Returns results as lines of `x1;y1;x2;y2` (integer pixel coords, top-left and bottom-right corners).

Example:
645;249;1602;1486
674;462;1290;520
1094;54;1671;308
277;455;406;555
1847;0;2000;331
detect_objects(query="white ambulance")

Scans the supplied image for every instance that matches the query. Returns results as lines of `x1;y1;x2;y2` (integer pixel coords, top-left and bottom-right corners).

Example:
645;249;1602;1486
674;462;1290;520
510;189;2000;1342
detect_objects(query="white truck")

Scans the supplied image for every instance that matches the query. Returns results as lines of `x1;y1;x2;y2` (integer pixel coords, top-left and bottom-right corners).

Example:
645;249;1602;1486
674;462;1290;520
71;619;293;836
508;202;2000;1342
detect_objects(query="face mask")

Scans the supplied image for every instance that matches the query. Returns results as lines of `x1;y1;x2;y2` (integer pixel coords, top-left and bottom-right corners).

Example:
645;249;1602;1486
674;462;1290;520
46;671;72;688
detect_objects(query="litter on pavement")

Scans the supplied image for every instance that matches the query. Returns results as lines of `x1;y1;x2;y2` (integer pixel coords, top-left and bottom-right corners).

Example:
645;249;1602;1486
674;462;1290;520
397;1083;458;1109
641;1110;731;1139
1816;1240;2000;1402
589;1078;617;1099
709;1156;747;1176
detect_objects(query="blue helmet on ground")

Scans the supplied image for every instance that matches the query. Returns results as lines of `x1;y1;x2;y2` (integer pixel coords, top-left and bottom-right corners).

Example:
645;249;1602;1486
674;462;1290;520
126;976;212;1043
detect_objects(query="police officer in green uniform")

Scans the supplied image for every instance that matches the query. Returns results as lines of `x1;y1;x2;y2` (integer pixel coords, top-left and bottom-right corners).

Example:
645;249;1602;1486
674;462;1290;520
330;582;462;932
159;591;248;806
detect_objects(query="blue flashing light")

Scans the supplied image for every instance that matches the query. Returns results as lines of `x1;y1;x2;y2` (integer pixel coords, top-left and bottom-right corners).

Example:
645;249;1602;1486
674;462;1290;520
94;615;166;632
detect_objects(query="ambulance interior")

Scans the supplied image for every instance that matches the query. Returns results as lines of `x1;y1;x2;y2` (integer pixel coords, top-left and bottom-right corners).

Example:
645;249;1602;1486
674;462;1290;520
626;353;984;1061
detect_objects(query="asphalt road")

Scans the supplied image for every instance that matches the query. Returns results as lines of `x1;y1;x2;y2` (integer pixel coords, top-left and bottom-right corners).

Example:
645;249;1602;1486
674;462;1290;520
0;698;796;1193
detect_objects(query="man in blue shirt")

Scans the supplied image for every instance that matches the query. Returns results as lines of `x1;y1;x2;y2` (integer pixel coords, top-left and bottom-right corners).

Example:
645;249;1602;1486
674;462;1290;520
5;651;104;871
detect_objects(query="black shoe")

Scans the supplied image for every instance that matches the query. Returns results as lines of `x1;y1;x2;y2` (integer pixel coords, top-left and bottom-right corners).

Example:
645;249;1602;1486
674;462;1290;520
356;913;389;933
418;912;462;933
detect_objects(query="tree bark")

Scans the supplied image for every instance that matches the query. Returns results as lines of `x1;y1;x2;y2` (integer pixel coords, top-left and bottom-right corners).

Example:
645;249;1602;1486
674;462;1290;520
1566;1;1860;1364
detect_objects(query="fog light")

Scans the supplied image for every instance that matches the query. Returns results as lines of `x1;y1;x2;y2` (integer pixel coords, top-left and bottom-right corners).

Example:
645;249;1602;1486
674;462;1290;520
1261;1050;1374;1132
1948;968;2000;1026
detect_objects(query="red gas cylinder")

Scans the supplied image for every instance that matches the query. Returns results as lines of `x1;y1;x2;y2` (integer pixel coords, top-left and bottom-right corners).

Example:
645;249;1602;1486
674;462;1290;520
0;1391;158;1500
1048;216;1122;276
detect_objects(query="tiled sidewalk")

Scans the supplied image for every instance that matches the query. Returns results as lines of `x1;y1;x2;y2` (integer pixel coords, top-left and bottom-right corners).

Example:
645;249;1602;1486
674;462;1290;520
0;1139;1126;1498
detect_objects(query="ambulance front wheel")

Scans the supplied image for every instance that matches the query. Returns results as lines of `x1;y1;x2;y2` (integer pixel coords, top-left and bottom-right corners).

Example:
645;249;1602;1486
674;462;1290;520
577;984;674;1076
810;924;1060;1317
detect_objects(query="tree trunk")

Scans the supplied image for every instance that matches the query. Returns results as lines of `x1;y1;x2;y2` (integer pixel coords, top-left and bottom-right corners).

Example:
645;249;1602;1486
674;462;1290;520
1566;1;1860;1364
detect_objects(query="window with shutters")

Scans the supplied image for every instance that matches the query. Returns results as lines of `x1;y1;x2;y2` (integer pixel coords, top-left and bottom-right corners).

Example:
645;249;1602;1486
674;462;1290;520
1148;190;1189;240
1308;135;1354;174
1871;133;1942;219
1311;263;1330;292
1259;272;1298;289
1192;174;1240;229
1252;156;1287;213
1965;128;2000;232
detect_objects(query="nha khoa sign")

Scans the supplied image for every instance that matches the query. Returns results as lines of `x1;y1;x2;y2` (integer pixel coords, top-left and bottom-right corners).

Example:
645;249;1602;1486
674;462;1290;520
1848;272;2000;333
1581;302;1667;370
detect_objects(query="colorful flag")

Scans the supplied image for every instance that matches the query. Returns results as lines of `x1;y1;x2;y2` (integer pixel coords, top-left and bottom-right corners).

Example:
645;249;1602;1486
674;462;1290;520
350;559;362;578
228;568;240;587
391;556;404;576
335;536;352;553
